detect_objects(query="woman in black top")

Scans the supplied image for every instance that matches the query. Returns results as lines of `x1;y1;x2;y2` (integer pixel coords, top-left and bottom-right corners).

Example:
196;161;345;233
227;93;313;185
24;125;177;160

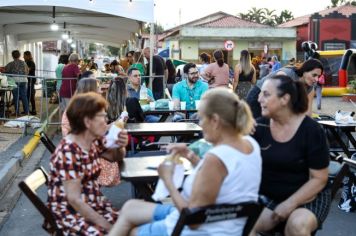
24;51;36;115
246;58;323;118
233;50;256;100
251;75;330;236
165;59;176;95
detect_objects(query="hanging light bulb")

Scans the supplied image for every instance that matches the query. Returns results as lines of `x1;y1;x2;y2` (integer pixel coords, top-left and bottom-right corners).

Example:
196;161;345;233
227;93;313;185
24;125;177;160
70;43;76;48
62;32;69;40
50;21;59;31
67;38;73;44
50;6;58;31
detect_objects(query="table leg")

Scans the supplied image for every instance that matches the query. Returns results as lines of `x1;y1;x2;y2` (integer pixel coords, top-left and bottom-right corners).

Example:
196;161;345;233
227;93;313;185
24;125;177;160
328;127;352;158
129;137;135;156
131;182;155;202
344;131;356;150
158;114;169;122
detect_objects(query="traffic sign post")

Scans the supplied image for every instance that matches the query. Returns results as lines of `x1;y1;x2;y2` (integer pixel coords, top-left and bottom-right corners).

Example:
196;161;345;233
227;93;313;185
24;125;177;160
224;40;234;51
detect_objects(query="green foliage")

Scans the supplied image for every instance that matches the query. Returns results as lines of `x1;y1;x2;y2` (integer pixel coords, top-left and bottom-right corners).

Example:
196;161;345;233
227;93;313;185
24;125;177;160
328;0;356;8
143;23;164;34
348;80;356;93
106;46;120;56
238;8;294;26
89;43;96;53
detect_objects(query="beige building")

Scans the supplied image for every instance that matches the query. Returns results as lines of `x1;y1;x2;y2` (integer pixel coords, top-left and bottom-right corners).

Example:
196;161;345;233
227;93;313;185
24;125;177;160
159;12;296;66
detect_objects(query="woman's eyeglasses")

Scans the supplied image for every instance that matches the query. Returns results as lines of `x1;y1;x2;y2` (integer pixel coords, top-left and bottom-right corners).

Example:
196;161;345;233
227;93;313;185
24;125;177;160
95;113;108;120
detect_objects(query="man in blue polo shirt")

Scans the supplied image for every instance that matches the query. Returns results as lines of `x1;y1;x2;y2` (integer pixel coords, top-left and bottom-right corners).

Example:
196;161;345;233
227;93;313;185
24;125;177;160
127;67;159;122
172;63;208;121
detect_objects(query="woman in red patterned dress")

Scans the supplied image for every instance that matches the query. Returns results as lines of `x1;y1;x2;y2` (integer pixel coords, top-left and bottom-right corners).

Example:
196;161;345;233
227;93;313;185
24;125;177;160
47;92;128;235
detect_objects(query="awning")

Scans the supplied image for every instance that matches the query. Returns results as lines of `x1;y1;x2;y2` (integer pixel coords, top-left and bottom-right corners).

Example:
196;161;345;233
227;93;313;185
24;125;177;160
0;0;154;47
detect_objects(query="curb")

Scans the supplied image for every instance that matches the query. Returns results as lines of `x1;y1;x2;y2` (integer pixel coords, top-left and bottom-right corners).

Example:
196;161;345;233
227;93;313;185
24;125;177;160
0;158;20;194
0;107;58;195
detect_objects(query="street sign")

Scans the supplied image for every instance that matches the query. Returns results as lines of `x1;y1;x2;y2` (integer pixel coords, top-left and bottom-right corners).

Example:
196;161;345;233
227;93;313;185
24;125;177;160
224;40;234;51
264;44;269;54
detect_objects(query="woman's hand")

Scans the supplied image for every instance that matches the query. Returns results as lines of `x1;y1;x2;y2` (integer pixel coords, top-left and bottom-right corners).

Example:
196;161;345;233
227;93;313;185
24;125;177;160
158;162;175;184
116;129;128;147
272;200;297;222
166;143;190;157
250;119;257;135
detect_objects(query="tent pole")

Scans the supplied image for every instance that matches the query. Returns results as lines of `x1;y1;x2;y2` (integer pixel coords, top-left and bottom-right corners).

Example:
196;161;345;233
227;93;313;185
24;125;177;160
149;22;154;91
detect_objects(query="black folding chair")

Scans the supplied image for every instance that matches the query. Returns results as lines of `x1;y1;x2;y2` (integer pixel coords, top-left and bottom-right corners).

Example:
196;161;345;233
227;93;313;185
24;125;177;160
18;167;63;236
172;198;264;236
39;131;56;154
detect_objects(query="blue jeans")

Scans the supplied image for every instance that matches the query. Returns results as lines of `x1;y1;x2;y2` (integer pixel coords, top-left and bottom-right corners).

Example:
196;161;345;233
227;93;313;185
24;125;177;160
13;82;29;114
145;115;160;123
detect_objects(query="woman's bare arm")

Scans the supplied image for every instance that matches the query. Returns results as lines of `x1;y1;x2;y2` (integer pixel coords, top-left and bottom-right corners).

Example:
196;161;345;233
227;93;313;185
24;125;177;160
272;167;328;221
188;154;227;208
233;65;240;91
252;67;257;84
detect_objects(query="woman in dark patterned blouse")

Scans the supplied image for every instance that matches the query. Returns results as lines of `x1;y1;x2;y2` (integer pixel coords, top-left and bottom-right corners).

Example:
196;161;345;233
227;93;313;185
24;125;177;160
47;92;128;235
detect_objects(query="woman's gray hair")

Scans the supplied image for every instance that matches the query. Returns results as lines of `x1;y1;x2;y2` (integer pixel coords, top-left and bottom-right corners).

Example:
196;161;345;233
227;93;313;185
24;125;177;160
68;53;79;62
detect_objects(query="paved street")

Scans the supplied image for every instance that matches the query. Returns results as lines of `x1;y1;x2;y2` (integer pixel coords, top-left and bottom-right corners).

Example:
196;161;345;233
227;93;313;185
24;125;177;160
0;97;355;235
0;136;356;235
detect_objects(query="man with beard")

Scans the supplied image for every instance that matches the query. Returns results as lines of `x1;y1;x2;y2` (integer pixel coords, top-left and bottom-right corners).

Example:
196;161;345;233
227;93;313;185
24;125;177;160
172;63;208;121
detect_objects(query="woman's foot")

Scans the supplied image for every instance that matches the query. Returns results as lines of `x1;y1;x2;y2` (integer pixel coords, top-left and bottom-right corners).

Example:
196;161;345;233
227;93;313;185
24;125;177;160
30;111;37;115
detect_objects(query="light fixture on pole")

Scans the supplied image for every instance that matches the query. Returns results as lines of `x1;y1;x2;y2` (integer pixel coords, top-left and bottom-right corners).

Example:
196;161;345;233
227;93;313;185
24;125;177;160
62;22;69;39
50;6;59;31
62;32;69;40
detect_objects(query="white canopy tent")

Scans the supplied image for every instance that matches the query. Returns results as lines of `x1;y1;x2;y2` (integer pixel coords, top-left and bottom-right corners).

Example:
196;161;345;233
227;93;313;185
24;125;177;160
0;0;154;65
0;1;162;127
0;0;154;43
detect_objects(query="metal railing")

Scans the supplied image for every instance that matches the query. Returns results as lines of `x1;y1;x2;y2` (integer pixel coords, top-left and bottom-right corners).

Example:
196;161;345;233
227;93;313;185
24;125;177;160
0;73;167;135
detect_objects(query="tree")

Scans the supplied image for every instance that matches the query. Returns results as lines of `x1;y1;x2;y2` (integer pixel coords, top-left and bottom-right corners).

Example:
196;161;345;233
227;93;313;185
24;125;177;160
239;13;253;21
263;8;277;26
247;7;265;24
238;8;294;26
107;46;120;56
143;23;164;34
275;10;294;25
328;0;356;7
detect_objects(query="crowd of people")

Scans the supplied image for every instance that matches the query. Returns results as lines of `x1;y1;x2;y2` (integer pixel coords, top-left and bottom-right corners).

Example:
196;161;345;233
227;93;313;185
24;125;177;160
4;50;37;115
18;47;335;236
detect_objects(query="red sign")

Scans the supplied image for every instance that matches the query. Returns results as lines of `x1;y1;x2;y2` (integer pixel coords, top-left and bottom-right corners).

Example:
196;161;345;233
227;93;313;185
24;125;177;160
224;40;234;51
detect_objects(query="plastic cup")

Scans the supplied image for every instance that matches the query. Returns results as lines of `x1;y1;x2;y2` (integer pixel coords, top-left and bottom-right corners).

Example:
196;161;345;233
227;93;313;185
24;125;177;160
168;101;174;110
180;101;186;110
195;100;200;109
149;101;155;110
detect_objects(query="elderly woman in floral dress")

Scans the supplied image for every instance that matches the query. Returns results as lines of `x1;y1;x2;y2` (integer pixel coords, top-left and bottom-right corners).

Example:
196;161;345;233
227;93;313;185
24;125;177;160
47;92;128;235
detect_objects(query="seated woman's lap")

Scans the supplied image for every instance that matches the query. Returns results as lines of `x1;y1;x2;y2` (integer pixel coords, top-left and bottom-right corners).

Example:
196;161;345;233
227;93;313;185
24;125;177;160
136;204;175;236
261;188;331;231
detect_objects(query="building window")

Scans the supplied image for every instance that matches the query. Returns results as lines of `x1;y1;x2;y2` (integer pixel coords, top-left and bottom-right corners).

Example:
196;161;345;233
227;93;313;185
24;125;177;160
324;42;346;50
